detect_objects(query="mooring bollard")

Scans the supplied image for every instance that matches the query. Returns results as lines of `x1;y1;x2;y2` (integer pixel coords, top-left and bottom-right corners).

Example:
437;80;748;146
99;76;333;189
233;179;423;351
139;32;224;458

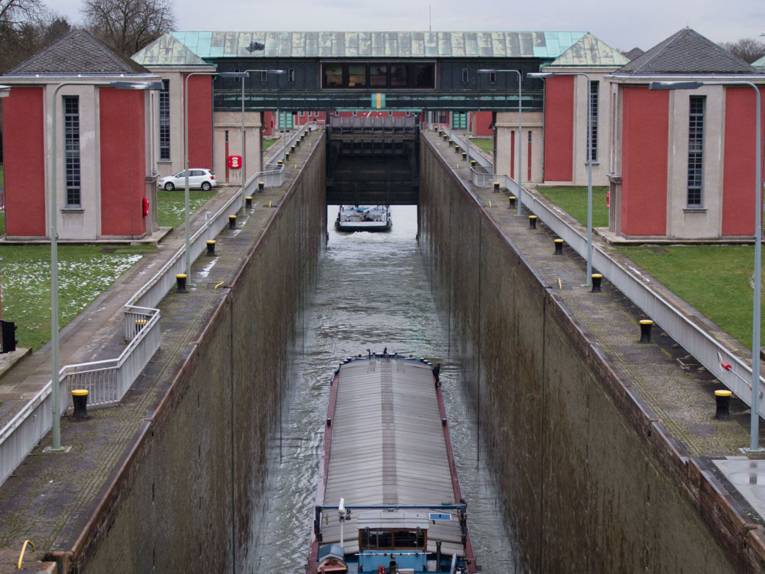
277;160;284;168
528;214;537;229
455;146;461;154
258;181;265;193
206;239;216;256
71;389;89;420
508;195;517;209
591;273;603;292
714;389;732;419
639;319;654;343
470;159;477;168
176;273;187;292
462;152;467;161
554;238;564;255
245;195;253;209
494;182;500;193
228;214;237;229
284;152;290;162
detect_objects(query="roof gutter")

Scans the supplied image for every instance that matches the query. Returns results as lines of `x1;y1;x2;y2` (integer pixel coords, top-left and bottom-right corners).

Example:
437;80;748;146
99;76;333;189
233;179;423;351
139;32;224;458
0;73;161;84
608;73;765;82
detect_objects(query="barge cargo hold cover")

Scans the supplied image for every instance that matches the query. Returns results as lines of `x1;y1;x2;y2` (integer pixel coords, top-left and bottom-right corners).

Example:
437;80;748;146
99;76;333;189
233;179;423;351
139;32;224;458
308;354;476;574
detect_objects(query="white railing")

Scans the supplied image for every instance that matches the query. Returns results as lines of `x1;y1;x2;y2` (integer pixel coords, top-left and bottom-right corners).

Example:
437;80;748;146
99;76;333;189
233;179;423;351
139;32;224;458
0;129;285;486
470;165;493;188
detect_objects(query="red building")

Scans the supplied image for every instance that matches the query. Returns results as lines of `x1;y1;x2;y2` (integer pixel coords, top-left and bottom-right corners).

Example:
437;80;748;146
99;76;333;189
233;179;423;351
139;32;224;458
607;29;765;240
1;30;159;241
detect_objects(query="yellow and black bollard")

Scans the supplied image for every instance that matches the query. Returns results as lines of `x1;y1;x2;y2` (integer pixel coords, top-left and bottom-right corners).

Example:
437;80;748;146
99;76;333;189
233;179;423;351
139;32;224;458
470;160;477;168
258;181;265;193
528;214;538;229
176;273;187;292
508;195;517;209
229;214;237;229
639;319;654;343
462;152;467;161
554;238;564;255
71;389;89;420
206;239;216;256
714;389;732;419
591;273;603;292
245;195;253;209
493;182;500;193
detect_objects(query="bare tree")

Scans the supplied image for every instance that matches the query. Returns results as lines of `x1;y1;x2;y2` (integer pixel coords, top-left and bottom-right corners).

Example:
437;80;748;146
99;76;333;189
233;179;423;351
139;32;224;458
0;3;70;73
721;38;765;64
0;0;41;30
83;0;174;58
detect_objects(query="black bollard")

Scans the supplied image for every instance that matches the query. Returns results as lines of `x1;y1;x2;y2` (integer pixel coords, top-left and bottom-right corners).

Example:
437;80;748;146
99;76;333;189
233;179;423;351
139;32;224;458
176;273;187;292
245;195;253;209
508;195;517;209
462;152;467;161
258;181;265;193
639;319;654;343
714;389;732;419
494;182;500;193
554;238;564;255
228;214;237;229
591;273;603;292
206;240;216;256
72;389;89;420
528;215;538;229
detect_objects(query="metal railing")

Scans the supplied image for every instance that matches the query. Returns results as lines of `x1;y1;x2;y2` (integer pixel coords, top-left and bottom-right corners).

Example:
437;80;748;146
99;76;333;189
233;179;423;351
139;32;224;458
470;165;493;188
506;175;765;419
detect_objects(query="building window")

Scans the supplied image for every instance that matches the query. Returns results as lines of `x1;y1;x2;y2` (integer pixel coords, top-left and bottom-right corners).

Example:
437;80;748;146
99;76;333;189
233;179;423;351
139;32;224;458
159;79;171;161
488;71;497;84
63;95;81;207
370;64;387;88
461;68;469;84
347;64;367;88
687;95;705;207
589;80;599;162
390;64;408;88
289;68;295;83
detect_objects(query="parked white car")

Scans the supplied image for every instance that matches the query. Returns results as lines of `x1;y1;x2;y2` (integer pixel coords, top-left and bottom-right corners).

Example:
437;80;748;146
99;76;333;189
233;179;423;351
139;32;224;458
158;169;217;191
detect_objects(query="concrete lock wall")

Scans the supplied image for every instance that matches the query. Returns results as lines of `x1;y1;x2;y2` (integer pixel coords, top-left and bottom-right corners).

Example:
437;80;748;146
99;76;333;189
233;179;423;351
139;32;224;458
418;139;738;573
75;140;326;573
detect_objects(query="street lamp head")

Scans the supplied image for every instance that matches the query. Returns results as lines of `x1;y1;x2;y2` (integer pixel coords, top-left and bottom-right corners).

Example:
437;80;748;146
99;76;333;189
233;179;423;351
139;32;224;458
528;72;552;79
649;80;703;91
217;71;249;79
0;85;10;98
477;69;496;74
108;80;164;91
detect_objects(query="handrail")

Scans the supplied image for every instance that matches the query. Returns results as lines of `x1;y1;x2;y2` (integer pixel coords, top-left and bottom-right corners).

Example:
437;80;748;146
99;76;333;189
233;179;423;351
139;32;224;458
17;539;34;570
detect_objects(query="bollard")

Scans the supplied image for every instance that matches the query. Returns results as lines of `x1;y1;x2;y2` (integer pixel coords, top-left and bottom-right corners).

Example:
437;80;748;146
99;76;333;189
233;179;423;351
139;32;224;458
508;195;517;209
228;214;237;229
245;195;253;209
291;145;296;154
470;160;477;168
494;182;500;193
285;152;290;162
639;319;654;343
714;389;732;419
258;181;265;193
277;160;284;168
554;238;564;255
206;239;216;256
591;273;603;292
462;152;467;161
176;273;187;292
71;389;89;420
528;215;537;229
455;146;461;154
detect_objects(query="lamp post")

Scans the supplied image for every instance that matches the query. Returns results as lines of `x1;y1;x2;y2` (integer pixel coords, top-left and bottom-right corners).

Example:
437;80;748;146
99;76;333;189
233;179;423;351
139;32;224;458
478;69;524;215
182;71;247;277
46;79;161;451
651;79;763;452
530;71;594;286
239;69;285;193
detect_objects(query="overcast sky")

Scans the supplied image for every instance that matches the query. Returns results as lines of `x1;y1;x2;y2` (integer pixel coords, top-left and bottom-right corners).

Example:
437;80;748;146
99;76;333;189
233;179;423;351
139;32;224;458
47;0;765;52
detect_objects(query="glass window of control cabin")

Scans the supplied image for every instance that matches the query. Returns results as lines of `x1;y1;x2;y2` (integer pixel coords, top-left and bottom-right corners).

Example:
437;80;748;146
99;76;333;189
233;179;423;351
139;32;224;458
390;64;408;88
323;64;343;88
347;64;367;88
412;63;435;88
370;64;387;88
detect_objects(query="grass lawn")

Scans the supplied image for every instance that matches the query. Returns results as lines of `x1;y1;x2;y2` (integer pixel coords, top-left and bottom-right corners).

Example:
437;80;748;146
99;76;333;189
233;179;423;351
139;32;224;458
617;244;763;347
156;190;216;229
469;138;493;155
0;244;154;350
537;186;609;228
263;137;278;152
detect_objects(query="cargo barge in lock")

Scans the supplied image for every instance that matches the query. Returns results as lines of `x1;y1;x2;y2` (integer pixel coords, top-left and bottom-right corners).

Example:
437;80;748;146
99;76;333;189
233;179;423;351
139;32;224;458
335;205;392;232
307;352;477;574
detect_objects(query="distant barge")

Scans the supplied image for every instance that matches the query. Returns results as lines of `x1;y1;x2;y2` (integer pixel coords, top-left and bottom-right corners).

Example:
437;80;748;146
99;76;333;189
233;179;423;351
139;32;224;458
307;353;476;574
335;205;392;232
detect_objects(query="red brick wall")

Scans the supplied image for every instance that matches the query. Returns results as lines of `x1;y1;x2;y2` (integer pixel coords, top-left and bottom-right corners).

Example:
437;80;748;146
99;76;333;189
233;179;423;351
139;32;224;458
99;88;146;237
621;86;668;236
543;76;574;182
3;87;46;237
186;75;213;169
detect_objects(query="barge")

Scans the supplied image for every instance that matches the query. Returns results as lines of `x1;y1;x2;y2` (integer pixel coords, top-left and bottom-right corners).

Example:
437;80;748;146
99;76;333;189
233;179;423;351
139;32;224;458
308;352;476;574
335;205;392;232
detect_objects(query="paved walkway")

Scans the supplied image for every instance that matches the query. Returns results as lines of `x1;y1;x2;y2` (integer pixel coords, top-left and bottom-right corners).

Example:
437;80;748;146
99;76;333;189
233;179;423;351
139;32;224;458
0;129;323;569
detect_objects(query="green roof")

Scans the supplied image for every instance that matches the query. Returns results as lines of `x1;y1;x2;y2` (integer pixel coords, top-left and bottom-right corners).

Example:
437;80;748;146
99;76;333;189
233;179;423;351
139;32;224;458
133;31;588;66
754;55;765;69
547;33;629;68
